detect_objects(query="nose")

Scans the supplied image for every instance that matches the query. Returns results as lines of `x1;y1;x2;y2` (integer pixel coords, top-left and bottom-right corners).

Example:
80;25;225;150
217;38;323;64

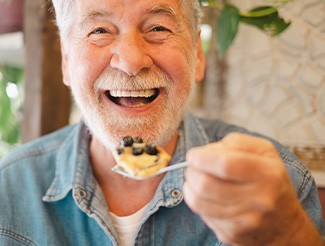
110;32;153;76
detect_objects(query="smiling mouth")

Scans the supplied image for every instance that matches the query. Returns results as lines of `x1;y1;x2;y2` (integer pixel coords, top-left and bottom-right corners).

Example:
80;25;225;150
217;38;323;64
105;89;160;108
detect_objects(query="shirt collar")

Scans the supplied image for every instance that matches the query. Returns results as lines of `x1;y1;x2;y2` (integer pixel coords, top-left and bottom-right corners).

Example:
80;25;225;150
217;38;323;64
43;121;93;202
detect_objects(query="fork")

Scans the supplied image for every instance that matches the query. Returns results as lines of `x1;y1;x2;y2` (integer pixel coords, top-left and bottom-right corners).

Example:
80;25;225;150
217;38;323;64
112;161;188;180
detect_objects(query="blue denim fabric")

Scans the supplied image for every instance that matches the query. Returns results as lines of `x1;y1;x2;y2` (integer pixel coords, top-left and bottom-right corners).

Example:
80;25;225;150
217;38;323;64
1;112;324;245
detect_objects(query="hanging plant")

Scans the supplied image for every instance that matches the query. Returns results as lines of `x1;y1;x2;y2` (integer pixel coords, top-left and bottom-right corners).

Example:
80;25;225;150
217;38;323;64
198;0;292;56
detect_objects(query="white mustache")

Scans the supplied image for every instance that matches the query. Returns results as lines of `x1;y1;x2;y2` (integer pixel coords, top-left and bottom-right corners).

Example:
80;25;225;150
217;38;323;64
94;68;172;93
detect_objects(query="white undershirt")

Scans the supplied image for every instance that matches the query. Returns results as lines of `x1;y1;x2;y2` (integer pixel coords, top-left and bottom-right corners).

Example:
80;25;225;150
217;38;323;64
110;204;148;246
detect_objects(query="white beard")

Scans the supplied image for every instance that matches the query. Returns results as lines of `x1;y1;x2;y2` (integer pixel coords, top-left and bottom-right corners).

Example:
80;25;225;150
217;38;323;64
71;67;196;151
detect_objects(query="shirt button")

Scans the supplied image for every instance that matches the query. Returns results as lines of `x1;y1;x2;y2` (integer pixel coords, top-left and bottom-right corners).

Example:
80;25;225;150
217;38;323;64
74;188;87;201
171;189;181;198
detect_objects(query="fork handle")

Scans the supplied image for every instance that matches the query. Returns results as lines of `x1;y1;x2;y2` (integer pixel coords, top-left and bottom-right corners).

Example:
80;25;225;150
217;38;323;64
158;161;188;174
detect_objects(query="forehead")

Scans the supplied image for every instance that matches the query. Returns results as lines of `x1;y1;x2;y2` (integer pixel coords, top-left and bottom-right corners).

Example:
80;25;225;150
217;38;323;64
75;0;184;17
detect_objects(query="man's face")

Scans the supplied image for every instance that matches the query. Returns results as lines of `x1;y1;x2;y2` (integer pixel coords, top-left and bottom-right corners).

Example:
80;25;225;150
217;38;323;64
61;0;205;150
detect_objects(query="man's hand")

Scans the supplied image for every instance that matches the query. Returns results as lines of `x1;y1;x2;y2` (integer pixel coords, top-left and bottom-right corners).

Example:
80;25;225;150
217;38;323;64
184;132;323;245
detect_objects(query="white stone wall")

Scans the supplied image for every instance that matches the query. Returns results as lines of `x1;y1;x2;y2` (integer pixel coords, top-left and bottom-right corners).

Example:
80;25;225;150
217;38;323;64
218;0;325;146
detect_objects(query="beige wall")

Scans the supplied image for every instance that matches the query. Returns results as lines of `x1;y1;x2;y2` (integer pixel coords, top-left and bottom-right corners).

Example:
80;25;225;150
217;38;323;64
199;0;325;147
195;0;325;183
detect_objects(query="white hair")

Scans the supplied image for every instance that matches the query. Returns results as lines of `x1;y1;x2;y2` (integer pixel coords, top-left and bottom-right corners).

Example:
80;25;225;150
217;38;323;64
179;0;202;36
51;0;202;41
51;0;75;41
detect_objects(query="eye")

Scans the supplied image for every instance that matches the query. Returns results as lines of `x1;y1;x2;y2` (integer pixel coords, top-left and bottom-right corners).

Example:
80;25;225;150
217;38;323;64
151;26;171;32
91;27;109;35
87;26;115;47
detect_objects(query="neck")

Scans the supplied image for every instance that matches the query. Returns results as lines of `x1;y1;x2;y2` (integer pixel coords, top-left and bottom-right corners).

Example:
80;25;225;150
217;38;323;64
89;132;179;216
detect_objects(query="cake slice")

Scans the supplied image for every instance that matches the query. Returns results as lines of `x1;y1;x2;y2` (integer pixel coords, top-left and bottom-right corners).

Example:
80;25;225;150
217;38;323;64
112;136;171;178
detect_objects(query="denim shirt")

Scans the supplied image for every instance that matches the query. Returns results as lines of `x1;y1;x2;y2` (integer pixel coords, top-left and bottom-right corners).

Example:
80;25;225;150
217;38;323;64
1;112;324;246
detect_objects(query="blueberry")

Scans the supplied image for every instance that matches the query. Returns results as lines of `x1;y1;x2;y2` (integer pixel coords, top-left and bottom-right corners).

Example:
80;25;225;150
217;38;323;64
134;137;143;144
116;147;124;155
145;144;158;155
121;136;133;147
132;147;144;156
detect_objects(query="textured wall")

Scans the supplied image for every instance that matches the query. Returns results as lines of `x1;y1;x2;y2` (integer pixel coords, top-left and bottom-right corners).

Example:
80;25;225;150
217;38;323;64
195;0;325;178
213;0;325;147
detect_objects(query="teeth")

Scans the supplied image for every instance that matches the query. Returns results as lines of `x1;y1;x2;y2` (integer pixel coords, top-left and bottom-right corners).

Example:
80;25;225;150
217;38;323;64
110;89;155;98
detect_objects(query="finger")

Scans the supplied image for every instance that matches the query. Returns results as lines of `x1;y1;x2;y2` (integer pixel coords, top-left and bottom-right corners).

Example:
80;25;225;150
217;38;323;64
185;182;276;246
183;181;249;219
187;146;282;182
221;132;277;157
185;166;249;204
185;163;292;216
184;174;273;221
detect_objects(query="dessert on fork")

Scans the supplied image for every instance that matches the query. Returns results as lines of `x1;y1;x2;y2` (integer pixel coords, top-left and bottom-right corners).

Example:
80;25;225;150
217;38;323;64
112;136;171;178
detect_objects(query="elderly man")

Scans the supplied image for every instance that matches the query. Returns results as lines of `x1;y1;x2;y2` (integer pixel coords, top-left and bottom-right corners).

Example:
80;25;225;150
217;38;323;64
1;0;324;245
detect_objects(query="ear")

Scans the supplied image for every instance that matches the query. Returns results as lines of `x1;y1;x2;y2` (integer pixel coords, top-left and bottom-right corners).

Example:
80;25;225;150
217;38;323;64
60;42;71;86
194;32;206;83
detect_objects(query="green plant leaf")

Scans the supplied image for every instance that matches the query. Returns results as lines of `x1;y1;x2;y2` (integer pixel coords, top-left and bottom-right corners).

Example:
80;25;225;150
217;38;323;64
198;0;217;6
217;5;240;57
241;6;278;17
240;6;291;36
